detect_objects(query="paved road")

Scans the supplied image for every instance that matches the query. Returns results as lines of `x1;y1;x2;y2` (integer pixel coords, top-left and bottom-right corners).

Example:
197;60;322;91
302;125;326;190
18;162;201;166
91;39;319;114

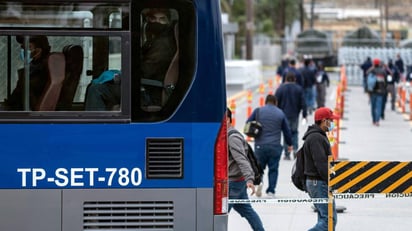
227;74;412;231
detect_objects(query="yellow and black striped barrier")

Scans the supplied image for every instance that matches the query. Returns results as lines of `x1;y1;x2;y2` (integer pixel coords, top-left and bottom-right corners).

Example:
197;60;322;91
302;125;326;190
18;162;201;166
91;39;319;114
331;161;412;194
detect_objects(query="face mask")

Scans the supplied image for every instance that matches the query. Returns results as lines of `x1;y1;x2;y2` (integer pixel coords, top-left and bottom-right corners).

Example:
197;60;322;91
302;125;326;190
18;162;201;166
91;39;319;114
20;49;32;63
145;22;169;36
328;121;335;132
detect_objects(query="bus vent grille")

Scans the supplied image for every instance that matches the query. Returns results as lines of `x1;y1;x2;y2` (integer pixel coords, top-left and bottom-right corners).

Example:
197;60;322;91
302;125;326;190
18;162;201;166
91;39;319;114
83;201;174;230
146;138;183;178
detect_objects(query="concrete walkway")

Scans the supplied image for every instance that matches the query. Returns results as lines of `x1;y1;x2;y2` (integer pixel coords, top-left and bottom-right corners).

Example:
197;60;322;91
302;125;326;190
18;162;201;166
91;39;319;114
228;78;412;231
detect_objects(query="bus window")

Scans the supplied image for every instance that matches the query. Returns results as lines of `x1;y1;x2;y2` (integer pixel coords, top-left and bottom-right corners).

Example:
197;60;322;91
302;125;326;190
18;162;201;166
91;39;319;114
132;6;195;122
0;35;122;112
139;8;179;113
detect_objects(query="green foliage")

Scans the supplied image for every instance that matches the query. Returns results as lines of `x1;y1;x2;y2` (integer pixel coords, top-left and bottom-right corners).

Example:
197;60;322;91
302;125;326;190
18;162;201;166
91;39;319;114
221;0;301;38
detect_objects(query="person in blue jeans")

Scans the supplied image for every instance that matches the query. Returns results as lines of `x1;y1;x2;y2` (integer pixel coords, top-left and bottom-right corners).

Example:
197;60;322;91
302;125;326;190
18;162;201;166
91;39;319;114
227;108;265;231
366;58;387;126
302;107;339;230
246;95;293;198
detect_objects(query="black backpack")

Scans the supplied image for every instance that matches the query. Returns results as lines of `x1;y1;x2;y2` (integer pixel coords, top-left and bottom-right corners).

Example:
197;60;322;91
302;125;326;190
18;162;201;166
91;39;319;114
229;130;264;185
291;146;307;192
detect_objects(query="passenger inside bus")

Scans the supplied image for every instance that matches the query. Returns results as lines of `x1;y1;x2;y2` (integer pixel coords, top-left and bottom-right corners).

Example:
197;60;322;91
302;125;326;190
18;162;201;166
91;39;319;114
4;35;51;110
84;8;177;111
141;8;178;110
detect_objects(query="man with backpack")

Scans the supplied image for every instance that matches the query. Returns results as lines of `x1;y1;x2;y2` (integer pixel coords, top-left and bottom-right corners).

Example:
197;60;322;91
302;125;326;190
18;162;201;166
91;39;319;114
302;107;338;231
227;108;265;231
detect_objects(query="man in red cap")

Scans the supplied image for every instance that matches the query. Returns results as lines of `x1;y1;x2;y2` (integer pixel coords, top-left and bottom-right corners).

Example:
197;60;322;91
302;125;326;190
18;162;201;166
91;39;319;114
302;107;338;230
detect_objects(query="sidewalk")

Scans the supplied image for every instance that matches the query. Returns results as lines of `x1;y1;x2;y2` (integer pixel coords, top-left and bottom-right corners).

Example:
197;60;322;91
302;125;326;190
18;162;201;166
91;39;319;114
228;80;412;230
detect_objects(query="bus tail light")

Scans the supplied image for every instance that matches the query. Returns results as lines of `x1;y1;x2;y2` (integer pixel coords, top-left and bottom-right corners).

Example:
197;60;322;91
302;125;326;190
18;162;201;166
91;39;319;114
214;115;228;215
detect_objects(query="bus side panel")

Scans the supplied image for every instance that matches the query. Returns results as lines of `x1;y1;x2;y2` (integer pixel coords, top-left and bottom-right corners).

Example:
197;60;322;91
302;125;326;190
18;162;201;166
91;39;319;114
62;188;199;231
196;188;227;231
0;190;61;231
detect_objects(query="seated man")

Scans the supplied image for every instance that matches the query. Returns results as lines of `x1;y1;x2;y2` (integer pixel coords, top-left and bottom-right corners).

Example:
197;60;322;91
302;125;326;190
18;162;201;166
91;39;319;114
84;70;121;111
5;35;51;110
140;8;177;107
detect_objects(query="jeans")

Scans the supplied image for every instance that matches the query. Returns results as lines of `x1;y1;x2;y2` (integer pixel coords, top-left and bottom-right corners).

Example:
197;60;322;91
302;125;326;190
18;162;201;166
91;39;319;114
229;181;265;231
370;93;383;123
382;84;396;112
85;82;120;111
284;117;298;157
255;144;282;194
305;86;315;111
306;179;337;231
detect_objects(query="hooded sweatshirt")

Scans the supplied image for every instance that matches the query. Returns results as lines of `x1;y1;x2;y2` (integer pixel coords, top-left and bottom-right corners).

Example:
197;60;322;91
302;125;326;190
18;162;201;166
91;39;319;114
302;124;332;181
228;127;254;183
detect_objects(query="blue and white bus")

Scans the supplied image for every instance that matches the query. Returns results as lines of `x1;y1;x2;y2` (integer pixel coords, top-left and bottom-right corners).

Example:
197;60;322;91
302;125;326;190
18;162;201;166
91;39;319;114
0;1;228;230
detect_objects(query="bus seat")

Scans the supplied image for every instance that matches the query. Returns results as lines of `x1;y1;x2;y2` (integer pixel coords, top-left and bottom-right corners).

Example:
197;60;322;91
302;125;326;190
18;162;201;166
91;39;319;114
36;53;66;111
142;23;179;112
56;45;84;110
161;23;179;106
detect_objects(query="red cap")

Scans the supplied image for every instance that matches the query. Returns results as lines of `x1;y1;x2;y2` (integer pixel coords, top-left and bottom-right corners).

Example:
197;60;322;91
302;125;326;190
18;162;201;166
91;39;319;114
314;107;340;121
373;58;380;65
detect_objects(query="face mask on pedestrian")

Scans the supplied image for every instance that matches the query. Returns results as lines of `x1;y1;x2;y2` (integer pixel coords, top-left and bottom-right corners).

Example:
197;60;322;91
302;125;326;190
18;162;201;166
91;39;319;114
327;120;335;132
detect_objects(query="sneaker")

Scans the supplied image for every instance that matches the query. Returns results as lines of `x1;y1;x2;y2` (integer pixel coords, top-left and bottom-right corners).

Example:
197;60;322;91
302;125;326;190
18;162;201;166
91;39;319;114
255;183;263;197
266;192;275;198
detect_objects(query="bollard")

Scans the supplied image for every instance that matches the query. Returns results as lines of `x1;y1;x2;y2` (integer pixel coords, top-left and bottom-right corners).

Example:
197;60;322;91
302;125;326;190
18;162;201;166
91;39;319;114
409;91;412;120
268;79;273;95
259;83;265;106
247;90;253;118
401;87;406;113
230;99;236;127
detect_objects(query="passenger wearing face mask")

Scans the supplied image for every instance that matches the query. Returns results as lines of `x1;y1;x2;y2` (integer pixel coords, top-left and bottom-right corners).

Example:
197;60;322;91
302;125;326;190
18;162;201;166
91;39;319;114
5;35;51;110
302;107;339;231
140;8;177;107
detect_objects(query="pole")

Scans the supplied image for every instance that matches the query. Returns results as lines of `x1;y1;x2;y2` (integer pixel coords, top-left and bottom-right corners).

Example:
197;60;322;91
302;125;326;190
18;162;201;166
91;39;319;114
328;155;334;231
245;0;254;60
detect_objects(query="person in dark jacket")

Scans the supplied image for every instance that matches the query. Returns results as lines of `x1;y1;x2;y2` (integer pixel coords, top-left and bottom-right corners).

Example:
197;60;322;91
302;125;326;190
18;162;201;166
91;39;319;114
5;35;51;110
300;59;317;114
395;53;405;81
367;58;387;126
302;107;338;231
382;59;398;113
275;72;307;160
360;57;372;93
227;108;265;231
315;62;330;108
282;59;304;88
246;95;293;198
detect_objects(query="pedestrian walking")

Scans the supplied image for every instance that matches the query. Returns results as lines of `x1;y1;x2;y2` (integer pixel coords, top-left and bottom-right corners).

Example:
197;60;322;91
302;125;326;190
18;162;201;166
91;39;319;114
382;59;398;114
395;53;405;81
282;59;304;88
315;62;330;108
300;58;317;114
367;58;387;126
360;57;372;93
303;107;338;231
275;72;307;160
246;95;293;198
227;108;265;231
